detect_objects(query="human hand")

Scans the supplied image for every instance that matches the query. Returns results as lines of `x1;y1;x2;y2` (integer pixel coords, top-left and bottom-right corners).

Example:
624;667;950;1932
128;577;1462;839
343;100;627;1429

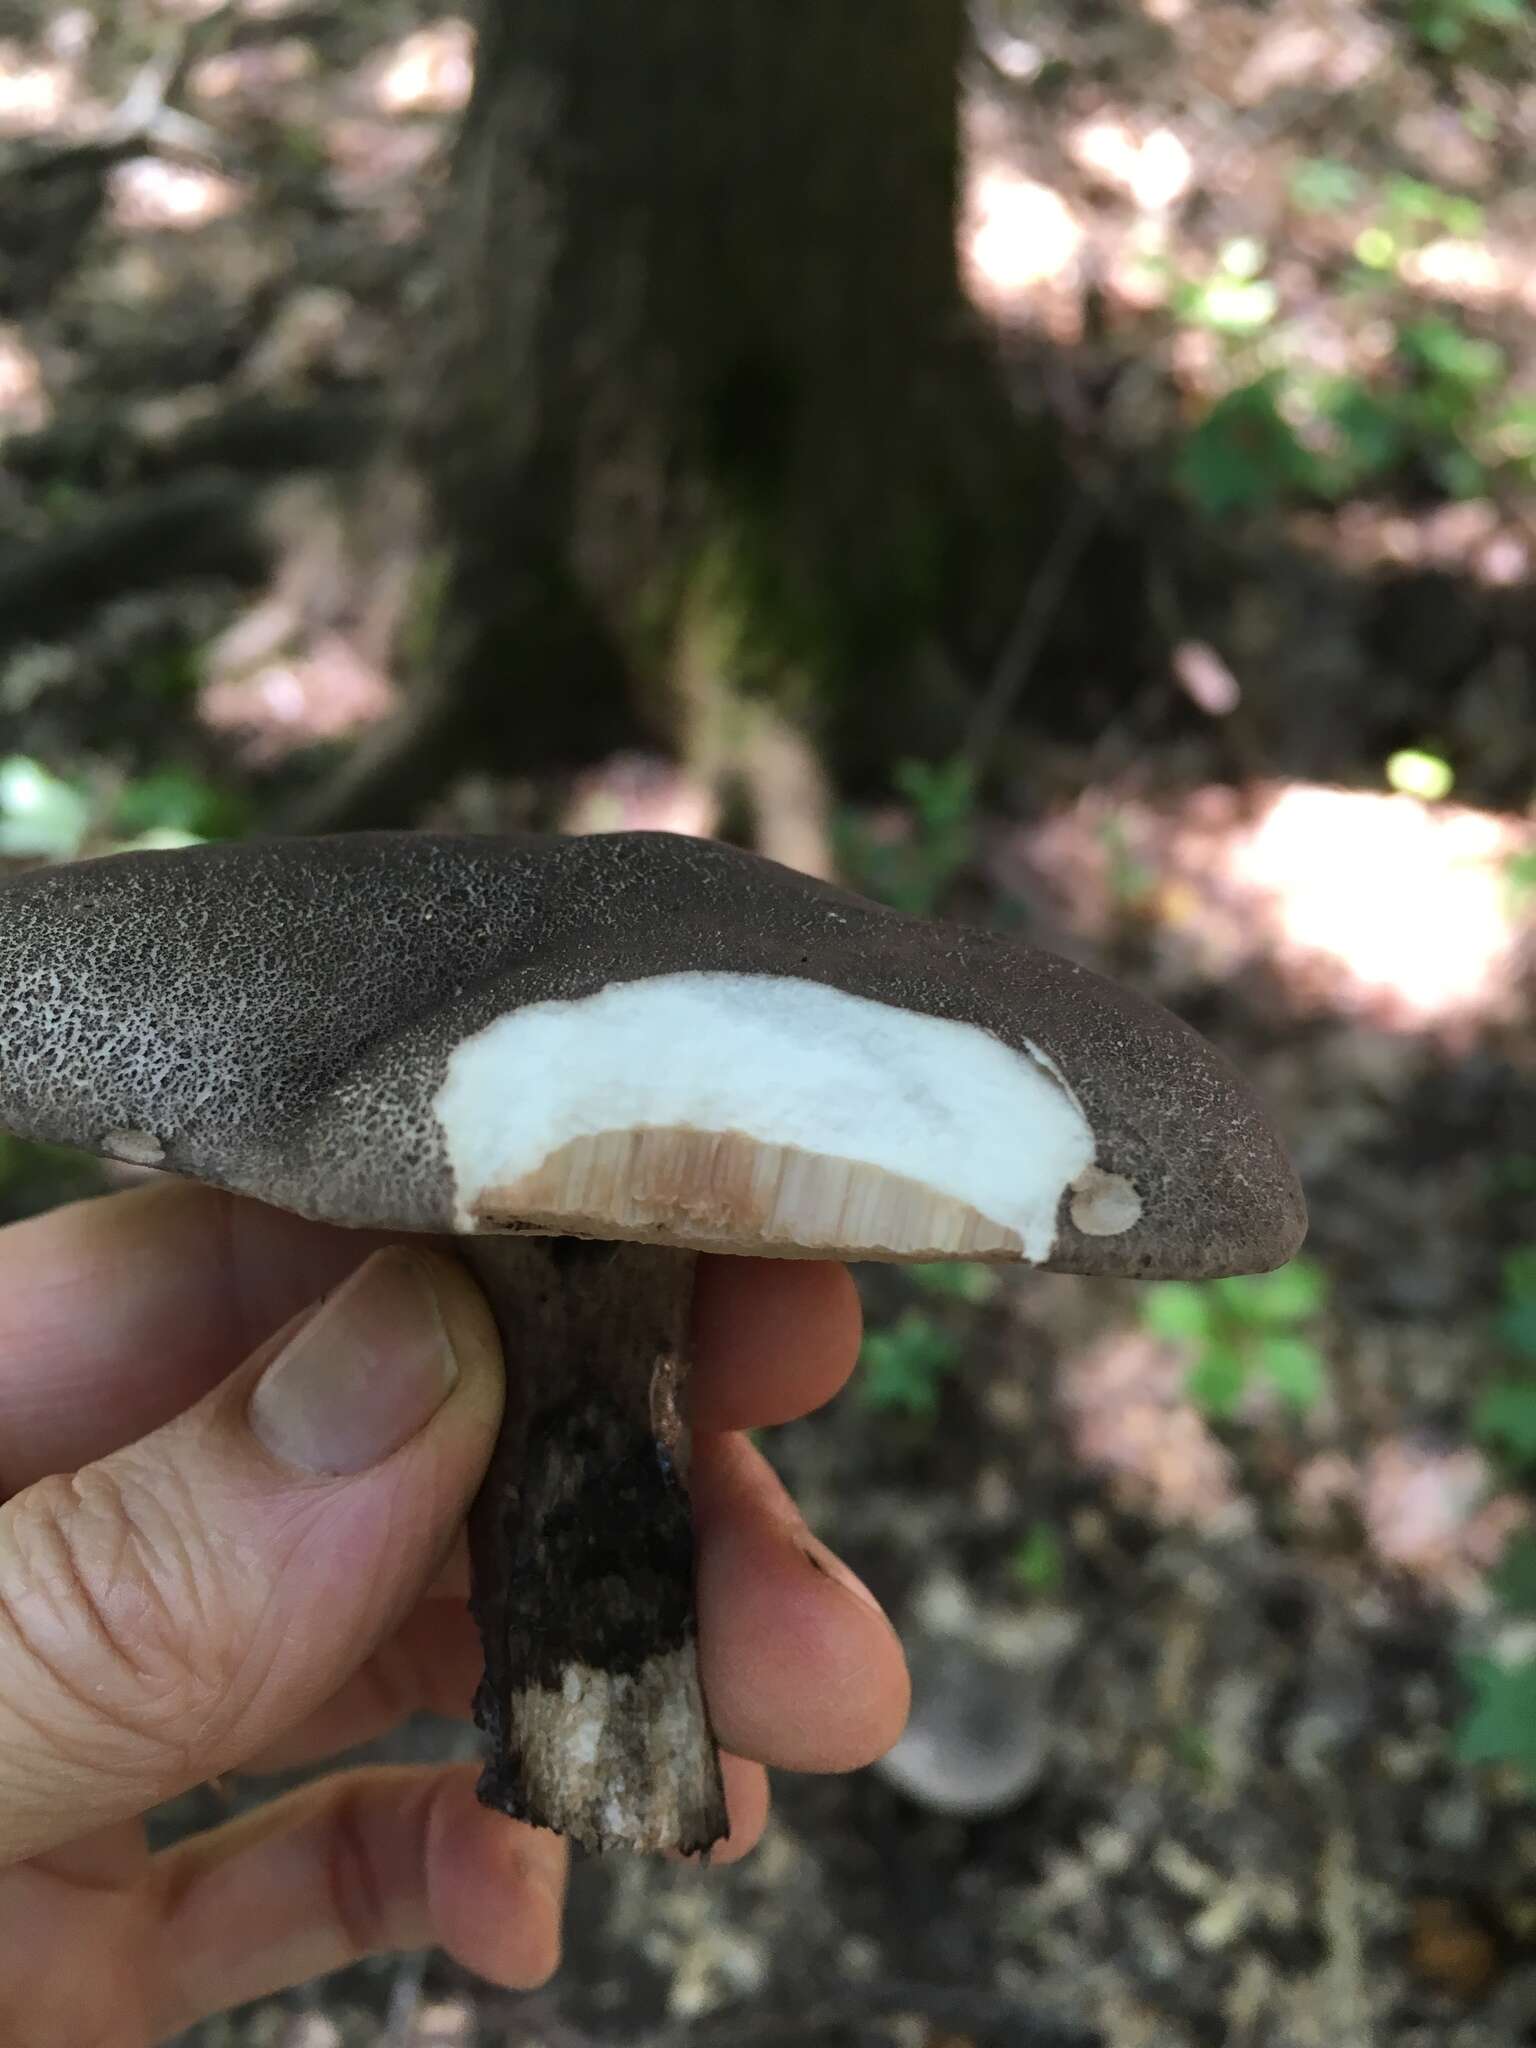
0;1180;909;2045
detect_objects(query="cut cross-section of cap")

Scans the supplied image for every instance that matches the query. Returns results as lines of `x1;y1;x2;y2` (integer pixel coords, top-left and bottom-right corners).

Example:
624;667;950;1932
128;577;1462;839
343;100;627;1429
0;830;1306;1855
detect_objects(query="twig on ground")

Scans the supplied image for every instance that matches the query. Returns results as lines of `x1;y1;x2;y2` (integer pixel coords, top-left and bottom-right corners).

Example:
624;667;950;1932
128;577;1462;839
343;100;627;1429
962;488;1100;773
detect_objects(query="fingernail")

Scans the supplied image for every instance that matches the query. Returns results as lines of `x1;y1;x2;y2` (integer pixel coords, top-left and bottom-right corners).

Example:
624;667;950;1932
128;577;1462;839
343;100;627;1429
802;1536;884;1618
250;1250;460;1476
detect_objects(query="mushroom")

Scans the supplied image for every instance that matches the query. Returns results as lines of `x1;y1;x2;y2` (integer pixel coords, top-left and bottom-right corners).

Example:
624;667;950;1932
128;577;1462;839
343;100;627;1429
0;830;1304;1854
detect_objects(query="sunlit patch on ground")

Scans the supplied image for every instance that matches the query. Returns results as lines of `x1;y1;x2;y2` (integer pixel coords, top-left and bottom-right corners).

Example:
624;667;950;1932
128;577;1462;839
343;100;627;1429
324;115;441;225
1018;780;1534;1033
1297;499;1533;588
1061;1330;1249;1531
189;38;317;112
0;325;49;433
1298;1442;1528;1605
1142;0;1393;105
560;754;719;841
108;156;247;232
199;634;396;763
0;39;73;135
368;19;474;116
1398;236;1507;307
1067;115;1192;213
960;161;1084;332
241;286;370;389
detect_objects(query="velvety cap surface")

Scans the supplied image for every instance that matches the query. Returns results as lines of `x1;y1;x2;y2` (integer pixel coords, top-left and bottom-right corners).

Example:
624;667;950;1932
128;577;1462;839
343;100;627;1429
0;832;1305;1277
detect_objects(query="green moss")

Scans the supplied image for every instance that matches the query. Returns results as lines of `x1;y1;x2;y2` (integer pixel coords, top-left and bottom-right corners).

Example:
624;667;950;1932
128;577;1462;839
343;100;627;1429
399;549;454;676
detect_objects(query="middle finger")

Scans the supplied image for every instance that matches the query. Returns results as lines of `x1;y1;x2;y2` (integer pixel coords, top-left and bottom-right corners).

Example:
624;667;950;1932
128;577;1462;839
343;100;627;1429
245;1431;907;1777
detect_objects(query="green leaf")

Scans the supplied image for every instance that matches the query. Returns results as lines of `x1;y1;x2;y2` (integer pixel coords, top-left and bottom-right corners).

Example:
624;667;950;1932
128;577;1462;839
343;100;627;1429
1498;1301;1536;1363
1456;1654;1536;1779
112;770;250;842
1255;1333;1326;1412
1500;1246;1536;1360
1433;444;1490;500
1097;812;1157;906
1383;176;1485;241
1010;1522;1064;1595
1318;380;1409;487
892;756;975;830
1215;1261;1328;1326
1506;850;1536;911
1172;1723;1215;1777
1176;377;1319;517
1473;1381;1536;1467
1289;158;1362;214
1490;1532;1536;1614
1400;317;1506;390
1182;275;1278;335
0;756;91;859
1354;225;1400;272
1488;397;1536;464
910;1261;1002;1306
1186;1342;1248;1419
1386;748;1456;801
858;1310;962;1418
1142;1282;1215;1343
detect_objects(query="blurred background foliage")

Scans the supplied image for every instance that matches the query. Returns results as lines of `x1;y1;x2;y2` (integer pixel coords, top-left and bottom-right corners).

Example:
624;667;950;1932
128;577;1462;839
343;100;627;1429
0;0;1534;2043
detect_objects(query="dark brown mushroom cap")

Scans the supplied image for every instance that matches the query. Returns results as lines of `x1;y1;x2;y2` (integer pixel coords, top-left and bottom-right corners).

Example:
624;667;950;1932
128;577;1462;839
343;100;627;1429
0;831;1305;1277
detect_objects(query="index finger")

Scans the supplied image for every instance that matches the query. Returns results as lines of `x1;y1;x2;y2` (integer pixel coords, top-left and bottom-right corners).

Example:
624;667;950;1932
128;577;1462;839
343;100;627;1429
0;1180;862;1490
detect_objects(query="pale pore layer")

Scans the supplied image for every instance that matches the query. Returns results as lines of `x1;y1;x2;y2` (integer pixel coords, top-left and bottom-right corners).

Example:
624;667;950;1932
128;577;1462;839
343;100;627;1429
473;1126;1025;1259
434;973;1103;1262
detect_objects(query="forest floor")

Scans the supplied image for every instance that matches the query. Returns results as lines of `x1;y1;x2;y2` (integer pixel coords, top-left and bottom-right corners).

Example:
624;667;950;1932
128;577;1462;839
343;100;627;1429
3;3;1536;2045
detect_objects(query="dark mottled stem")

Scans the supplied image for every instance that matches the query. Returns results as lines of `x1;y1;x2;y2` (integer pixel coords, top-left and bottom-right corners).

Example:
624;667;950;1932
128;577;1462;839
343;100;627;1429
455;1236;727;1855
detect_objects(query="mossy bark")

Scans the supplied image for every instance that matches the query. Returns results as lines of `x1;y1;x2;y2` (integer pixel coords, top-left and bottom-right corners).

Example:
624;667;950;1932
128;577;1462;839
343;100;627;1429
312;0;1061;828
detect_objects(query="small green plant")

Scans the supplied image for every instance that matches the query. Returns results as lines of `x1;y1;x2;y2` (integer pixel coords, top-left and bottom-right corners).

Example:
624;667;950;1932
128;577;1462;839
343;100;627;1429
0;757;92;860
1171;1721;1216;1779
1472;1250;1536;1465
835;756;977;916
1142;1259;1330;1420
112;770;252;844
1456;1650;1536;1781
1386;748;1456;801
1099;810;1157;911
1177;159;1531;519
1010;1521;1065;1595
1497;1248;1536;1363
909;1260;1002;1306
857;1308;962;1418
1408;0;1526;56
1490;1528;1536;1611
1382;175;1486;246
1507;850;1536;915
1457;1248;1536;1781
856;1260;1000;1419
0;1132;109;1221
1175;376;1320;518
1170;238;1278;337
1289;157;1364;215
1459;1519;1536;1784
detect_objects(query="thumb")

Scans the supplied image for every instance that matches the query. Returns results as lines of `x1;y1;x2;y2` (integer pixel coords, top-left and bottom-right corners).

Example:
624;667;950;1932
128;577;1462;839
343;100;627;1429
0;1247;502;1865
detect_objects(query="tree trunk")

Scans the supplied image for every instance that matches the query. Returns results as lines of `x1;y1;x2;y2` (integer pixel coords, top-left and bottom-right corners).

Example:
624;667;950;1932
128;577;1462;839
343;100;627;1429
302;0;1060;831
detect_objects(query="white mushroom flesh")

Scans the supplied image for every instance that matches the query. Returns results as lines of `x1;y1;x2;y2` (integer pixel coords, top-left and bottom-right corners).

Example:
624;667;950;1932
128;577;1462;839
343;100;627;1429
434;972;1105;1261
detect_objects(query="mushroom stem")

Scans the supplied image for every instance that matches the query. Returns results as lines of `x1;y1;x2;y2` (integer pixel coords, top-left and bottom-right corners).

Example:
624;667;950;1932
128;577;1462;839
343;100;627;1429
455;1235;728;1855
